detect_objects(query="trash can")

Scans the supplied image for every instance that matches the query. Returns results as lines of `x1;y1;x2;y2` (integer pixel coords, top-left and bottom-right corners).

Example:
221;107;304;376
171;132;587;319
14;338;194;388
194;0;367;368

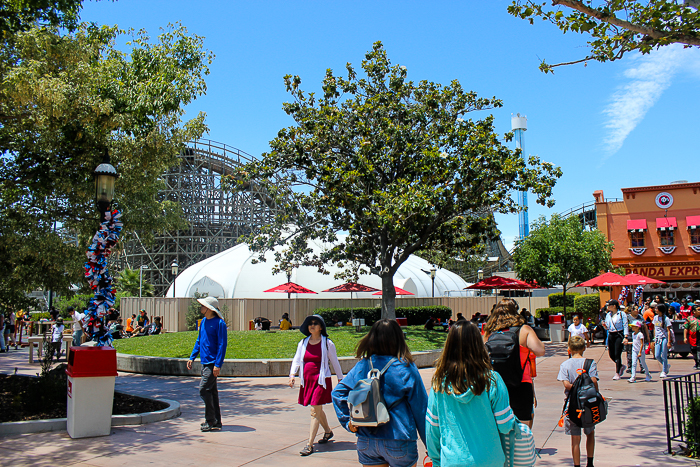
549;315;566;343
66;346;118;438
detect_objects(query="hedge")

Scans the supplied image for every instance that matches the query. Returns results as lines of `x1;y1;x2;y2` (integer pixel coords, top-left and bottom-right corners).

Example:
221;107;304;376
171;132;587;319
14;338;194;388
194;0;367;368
534;307;565;319
548;292;580;308
314;306;452;326
574;294;601;321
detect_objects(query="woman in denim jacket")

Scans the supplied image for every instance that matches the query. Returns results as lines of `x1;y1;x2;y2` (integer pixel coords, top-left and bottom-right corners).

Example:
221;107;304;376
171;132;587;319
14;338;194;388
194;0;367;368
332;319;428;467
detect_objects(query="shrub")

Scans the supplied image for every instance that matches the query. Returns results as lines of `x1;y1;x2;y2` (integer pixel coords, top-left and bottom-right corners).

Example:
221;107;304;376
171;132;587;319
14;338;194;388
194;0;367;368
55;292;126;317
534;307;565;319
314;306;452;326
548;292;580;308
574;294;601;321
186;292;208;331
686;396;700;458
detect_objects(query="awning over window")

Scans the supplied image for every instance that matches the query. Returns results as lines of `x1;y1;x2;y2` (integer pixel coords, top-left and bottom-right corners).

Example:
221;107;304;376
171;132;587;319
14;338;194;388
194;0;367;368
627;219;648;231
656;217;677;230
687;216;700;229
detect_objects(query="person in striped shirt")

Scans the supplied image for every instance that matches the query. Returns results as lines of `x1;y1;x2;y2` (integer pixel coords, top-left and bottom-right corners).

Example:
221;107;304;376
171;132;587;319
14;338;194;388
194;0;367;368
425;321;516;467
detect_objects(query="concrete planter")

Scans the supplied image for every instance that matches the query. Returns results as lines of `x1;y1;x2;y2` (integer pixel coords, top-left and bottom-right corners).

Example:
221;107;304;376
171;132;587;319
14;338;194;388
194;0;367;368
117;349;442;377
0;396;180;436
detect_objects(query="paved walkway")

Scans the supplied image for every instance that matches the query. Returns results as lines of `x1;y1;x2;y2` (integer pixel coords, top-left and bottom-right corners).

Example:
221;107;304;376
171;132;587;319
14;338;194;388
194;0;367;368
0;343;698;466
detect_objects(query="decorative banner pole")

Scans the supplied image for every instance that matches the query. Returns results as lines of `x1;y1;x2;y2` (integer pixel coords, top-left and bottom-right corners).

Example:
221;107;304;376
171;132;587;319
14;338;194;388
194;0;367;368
83;150;121;346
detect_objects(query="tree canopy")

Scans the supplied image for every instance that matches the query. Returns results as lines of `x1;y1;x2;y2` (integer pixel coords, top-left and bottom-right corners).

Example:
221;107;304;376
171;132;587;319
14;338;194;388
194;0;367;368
0;0;83;35
513;214;614;313
230;42;562;319
0;22;212;311
508;0;700;72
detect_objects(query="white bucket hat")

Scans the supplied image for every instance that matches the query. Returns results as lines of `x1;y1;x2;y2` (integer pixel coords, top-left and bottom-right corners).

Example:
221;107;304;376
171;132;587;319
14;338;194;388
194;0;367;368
197;296;223;319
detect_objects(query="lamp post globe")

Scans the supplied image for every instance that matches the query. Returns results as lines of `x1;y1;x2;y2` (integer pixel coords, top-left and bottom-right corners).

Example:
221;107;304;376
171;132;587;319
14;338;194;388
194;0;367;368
171;260;179;298
94;150;119;216
430;267;437;298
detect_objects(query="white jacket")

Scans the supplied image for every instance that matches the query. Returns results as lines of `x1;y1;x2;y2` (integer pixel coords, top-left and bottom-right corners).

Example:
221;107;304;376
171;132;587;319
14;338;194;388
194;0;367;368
289;335;344;389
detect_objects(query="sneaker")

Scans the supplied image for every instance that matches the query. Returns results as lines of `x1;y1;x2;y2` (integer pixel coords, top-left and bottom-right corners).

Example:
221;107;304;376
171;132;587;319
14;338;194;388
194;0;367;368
628;378;636;383
660;372;667;378
626;368;632;374
201;421;222;428
201;423;221;432
612;373;620;380
640;368;646;374
645;376;652;382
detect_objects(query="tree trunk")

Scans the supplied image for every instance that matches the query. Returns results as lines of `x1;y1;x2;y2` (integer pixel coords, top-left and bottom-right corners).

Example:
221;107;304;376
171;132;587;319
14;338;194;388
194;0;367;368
381;273;397;321
562;286;567;318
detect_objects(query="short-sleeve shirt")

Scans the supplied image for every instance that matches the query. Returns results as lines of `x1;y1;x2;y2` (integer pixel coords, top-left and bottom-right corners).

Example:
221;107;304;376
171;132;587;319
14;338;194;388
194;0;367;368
632;331;645;354
557;357;599;396
568;323;588;338
653;316;673;341
685;316;700;347
643;308;655;322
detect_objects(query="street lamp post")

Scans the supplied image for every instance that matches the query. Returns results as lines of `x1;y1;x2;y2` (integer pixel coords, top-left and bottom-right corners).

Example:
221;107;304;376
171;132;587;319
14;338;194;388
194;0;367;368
430;267;436;298
139;265;149;298
477;269;484;297
171;260;179;298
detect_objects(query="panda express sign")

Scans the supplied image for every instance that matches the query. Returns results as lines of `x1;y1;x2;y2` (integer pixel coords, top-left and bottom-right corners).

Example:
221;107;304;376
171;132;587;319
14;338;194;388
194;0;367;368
623;264;700;280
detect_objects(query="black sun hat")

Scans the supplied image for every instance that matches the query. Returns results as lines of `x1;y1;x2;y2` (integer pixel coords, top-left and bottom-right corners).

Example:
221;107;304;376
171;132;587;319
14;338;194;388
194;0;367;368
300;314;328;337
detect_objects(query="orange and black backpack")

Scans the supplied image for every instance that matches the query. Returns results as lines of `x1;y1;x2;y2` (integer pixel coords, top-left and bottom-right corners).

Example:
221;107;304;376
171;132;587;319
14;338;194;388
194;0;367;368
562;359;607;428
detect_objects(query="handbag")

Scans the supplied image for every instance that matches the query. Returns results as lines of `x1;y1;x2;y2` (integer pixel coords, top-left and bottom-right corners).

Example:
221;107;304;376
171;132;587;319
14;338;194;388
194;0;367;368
500;420;538;467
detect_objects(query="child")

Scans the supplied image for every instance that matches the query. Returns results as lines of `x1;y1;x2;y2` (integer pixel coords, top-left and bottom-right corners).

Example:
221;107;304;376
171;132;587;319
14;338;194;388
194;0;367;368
684;305;700;369
557;336;598;467
568;314;590;352
50;317;65;361
424;321;516;466
629;320;651;382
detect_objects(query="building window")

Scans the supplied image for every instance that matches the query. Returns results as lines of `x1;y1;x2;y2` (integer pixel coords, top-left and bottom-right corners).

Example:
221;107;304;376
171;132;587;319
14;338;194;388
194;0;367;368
659;229;675;246
629;231;645;248
691;229;700;245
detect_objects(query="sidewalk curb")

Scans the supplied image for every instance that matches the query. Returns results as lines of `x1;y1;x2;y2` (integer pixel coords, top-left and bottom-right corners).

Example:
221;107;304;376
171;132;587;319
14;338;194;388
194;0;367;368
0;397;180;436
116;349;441;376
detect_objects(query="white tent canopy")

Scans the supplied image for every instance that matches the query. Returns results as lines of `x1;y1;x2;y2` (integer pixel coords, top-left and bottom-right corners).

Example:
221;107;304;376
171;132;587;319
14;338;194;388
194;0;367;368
166;236;472;299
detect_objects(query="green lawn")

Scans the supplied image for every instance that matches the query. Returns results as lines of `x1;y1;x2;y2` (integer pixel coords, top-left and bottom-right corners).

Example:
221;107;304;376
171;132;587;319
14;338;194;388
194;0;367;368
112;326;447;359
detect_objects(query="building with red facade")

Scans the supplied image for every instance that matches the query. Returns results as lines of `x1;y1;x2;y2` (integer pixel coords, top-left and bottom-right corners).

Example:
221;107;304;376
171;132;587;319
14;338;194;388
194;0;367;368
594;181;700;300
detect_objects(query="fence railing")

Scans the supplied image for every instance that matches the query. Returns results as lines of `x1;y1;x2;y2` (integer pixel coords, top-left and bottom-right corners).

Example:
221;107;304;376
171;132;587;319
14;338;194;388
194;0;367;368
663;371;700;455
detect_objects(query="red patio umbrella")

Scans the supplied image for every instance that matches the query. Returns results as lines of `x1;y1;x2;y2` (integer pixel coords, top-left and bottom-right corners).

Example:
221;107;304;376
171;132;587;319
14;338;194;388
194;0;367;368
264;282;317;318
465;276;536;306
323;282;380;321
372;286;415;296
623;273;666;285
577;272;637;287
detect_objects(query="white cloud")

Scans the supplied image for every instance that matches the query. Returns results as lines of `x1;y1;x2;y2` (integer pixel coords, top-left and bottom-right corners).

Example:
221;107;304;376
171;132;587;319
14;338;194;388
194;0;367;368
601;45;687;158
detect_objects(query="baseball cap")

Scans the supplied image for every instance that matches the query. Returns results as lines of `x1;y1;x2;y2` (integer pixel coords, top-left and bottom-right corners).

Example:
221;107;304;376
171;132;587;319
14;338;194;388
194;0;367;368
607;299;620;308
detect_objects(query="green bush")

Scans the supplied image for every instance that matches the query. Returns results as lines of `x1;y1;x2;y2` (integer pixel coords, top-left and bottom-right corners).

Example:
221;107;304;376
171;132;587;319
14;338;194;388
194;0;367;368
548;292;580;308
686;396;700;458
55;292;126;317
534;307;565;319
186;292;208;331
314;306;452;326
574;294;601;321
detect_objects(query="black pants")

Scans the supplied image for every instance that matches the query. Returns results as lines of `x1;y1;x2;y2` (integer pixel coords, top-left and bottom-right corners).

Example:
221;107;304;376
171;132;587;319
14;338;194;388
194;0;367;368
692;346;700;368
199;364;221;426
608;331;625;374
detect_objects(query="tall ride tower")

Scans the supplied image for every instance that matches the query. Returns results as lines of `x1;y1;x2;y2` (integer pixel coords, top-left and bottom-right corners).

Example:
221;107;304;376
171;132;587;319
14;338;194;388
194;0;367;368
512;113;529;239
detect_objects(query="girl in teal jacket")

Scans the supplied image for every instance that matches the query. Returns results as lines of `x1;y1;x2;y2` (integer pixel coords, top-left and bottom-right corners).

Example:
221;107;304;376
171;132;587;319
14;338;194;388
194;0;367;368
426;321;516;467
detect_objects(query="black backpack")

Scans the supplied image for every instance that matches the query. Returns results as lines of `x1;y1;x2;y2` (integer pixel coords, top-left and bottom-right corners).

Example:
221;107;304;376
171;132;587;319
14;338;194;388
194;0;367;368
485;326;523;389
563;359;607;428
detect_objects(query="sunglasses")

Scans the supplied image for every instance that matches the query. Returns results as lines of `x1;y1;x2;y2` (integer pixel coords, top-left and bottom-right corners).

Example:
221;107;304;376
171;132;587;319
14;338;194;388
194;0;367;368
309;321;321;326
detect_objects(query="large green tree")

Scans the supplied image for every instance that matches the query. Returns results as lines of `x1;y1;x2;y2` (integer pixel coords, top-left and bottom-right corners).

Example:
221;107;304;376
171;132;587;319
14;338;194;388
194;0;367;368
0;22;212;311
508;1;700;72
513;214;614;314
0;0;83;35
230;42;562;320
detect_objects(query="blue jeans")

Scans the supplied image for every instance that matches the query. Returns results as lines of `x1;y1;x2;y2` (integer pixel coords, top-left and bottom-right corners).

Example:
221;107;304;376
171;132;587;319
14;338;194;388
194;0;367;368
356;437;418;467
631;349;649;379
0;324;5;351
655;338;670;373
72;330;83;347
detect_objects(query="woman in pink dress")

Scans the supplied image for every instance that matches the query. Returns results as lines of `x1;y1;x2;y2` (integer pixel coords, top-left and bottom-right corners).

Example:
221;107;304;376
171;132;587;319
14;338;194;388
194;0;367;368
289;314;344;456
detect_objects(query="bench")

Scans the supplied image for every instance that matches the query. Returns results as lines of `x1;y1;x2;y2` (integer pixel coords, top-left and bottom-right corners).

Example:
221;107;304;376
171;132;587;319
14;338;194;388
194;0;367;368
27;335;72;363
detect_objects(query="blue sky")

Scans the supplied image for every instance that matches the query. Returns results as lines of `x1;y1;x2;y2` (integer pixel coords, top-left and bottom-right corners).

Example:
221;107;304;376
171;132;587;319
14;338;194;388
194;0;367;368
81;1;700;251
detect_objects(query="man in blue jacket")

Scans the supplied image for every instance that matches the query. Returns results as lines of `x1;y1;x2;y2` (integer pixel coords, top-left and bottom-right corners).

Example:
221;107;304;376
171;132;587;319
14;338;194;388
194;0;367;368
187;296;228;432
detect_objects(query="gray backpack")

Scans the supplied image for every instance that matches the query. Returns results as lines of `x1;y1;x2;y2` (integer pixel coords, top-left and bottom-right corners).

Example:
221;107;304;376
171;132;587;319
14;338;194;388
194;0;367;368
348;357;397;427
